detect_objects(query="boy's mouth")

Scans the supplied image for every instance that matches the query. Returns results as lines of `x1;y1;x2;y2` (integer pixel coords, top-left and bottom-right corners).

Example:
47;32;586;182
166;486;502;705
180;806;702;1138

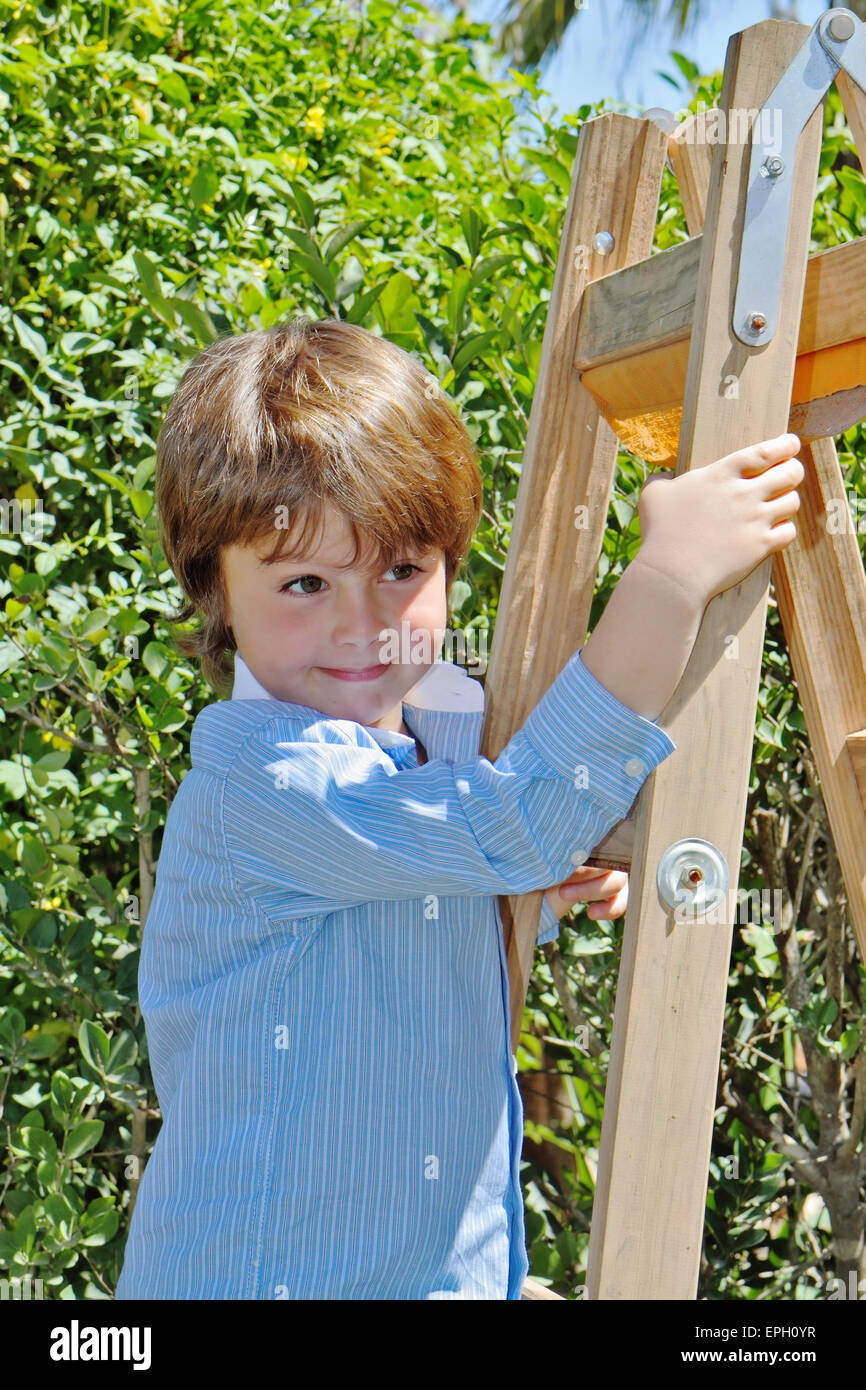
317;663;389;683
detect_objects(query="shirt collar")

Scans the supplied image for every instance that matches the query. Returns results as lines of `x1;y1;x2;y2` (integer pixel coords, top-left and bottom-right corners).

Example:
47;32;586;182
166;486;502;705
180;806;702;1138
230;651;484;751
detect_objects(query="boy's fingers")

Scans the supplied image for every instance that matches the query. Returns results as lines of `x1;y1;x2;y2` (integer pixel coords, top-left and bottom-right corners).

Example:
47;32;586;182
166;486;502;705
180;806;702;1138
640;468;675;489
561;865;625;883
560;870;627;900
723;433;801;477
587;885;629;921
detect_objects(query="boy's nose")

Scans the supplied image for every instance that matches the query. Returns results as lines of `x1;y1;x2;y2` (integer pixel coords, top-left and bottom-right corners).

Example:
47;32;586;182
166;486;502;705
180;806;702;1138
329;589;389;649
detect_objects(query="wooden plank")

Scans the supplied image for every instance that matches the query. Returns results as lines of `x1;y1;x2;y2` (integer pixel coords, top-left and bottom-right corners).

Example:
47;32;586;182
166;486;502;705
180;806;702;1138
478;112;670;1053
772;441;866;965
575;237;700;368
585;16;824;1300
836;69;866;174
580;335;866;464
847;730;866;821
573;226;866;461
575;230;866;374
668;110;714;235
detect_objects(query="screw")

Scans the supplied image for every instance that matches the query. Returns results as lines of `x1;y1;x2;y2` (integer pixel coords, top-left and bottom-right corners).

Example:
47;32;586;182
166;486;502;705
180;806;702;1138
681;866;704;888
760;156;784;178
827;13;856;42
593;230;614;255
747;312;767;334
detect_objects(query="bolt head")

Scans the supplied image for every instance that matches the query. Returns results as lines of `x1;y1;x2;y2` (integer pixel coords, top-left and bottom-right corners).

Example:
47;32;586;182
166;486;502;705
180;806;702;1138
760;156;784;178
592;230;614;256
747;312;768;334
827;13;856;42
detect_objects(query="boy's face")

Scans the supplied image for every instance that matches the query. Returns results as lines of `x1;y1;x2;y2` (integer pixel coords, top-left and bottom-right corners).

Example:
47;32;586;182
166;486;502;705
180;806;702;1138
221;508;449;734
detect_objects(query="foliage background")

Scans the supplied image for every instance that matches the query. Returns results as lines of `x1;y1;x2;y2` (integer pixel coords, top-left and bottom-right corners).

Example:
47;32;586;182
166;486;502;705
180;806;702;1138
0;0;863;1298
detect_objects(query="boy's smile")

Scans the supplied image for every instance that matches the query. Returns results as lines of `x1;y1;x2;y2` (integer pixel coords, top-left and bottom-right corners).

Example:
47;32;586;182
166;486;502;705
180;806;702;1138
221;509;449;735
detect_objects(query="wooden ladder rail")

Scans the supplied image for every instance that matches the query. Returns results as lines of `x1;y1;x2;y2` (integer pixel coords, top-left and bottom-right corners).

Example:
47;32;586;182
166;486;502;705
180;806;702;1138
483;16;866;1300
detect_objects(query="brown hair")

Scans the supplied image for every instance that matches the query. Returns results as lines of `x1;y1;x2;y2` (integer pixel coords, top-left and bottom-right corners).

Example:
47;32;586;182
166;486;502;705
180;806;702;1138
155;315;484;695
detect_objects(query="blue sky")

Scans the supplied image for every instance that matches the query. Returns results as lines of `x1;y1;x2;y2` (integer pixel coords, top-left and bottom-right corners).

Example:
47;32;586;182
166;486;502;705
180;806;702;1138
441;1;831;120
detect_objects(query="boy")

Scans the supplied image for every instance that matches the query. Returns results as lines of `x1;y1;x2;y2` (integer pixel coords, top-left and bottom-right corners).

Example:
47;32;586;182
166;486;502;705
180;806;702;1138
114;317;803;1300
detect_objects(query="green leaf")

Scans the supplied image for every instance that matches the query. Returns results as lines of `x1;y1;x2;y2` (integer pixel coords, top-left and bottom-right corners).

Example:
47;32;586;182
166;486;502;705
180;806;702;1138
840;1026;861;1059
142;641;171;679
524;148;572;195
379;270;413;319
189;165;219;207
288;181;315;229
28;912;57;948
469;253;515;290
345;279;386;324
132;250;164;302
78;608;111;638
240;283;265;316
89;468;132;498
12;313;48;363
335;256;364;303
290;251;337;303
170;297;219;344
460;206;484;261
59;332;111;359
78;1020;110;1069
446;266;472;338
158;70;192;106
35;750;69;771
17;1125;57;1159
50;1073;75;1115
44;1192;78;1225
420;137;446;174
22;1030;62;1059
0;1007;27;1049
447;579;472;614
568;934;614;955
106;1029;138;1075
670;51;700;83
65;1119;104;1160
81;1207;118;1246
452;330;501;374
20;838;50;873
322;218;372;263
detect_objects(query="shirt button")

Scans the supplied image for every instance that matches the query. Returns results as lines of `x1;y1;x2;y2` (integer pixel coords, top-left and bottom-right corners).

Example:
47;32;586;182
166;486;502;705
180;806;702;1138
571;849;589;867
624;757;645;777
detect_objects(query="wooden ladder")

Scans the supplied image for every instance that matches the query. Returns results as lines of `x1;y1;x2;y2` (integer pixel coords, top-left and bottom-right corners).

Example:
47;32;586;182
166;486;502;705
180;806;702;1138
485;15;866;1300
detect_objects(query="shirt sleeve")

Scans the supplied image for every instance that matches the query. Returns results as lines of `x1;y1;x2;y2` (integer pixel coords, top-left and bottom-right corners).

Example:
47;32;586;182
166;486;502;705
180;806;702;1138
221;647;676;921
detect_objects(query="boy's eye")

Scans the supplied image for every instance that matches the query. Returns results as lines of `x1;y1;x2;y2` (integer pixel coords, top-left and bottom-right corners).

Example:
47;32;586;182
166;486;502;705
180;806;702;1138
279;563;420;595
280;575;325;595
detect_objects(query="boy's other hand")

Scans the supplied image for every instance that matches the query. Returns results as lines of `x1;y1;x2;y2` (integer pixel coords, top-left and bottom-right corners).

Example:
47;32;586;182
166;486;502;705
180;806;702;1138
633;433;805;608
543;866;628;923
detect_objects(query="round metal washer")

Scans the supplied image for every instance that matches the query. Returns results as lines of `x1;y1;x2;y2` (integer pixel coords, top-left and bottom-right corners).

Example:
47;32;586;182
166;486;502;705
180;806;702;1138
657;837;729;916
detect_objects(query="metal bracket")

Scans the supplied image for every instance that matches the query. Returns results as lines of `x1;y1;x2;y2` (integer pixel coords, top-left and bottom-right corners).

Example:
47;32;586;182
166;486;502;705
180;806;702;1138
733;8;866;347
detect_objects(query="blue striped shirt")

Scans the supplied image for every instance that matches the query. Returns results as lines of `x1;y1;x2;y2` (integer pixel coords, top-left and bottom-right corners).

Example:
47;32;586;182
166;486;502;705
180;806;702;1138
114;646;676;1300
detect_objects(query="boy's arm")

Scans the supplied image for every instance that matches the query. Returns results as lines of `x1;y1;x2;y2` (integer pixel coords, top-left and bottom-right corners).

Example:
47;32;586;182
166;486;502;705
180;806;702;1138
580;433;805;720
220;650;676;921
579;558;705;722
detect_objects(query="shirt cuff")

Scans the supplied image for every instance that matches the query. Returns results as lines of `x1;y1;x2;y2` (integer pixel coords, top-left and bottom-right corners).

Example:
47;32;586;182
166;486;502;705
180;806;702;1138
536;893;562;945
518;646;677;823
